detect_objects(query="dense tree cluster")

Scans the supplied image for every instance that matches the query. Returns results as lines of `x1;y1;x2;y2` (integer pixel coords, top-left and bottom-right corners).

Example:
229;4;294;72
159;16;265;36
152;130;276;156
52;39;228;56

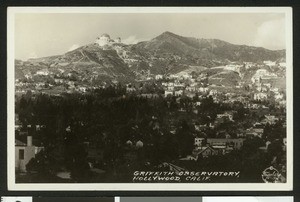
16;85;286;183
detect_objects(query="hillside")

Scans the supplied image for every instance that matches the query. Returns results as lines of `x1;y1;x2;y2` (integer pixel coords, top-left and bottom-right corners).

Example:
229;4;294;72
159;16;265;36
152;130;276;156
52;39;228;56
15;31;285;87
132;31;284;64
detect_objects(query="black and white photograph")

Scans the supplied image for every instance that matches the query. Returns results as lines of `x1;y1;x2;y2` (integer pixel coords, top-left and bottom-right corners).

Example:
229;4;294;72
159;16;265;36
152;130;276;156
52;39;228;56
7;7;293;190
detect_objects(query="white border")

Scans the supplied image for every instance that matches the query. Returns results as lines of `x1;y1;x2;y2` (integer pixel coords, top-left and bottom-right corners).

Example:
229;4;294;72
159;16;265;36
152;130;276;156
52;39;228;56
7;7;293;191
115;197;120;202
202;196;294;202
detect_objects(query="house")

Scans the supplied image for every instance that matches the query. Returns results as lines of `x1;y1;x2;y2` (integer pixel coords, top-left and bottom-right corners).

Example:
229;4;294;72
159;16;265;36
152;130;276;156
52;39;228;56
181;145;218;161
199;87;209;93
194;124;207;131
185;92;196;98
194;137;205;148
211;143;228;155
126;140;133;146
209;89;218;96
162;82;168;87
263;60;276;67
140;93;159;99
186;86;196;92
195;101;201;106
15;136;44;172
167;82;175;87
54;78;64;84
261;115;279;125
254;92;268;101
79;86;87;93
207;138;245;150
155;74;163;80
215;112;234;125
270;87;279;93
126;86;136;93
279;62;286;67
36;69;49;76
164;91;173;97
263;83;272;88
136;140;144;148
175;90;183;96
216;112;234;121
195;146;218;158
245;127;263;138
174;82;185;88
274;93;284;100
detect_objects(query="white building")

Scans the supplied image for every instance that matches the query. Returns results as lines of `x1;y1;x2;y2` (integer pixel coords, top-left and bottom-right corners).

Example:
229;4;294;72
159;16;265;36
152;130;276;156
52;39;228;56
136;140;144;148
254;92;268;101
95;34;111;46
15;136;44;172
175;90;183;96
36;69;49;76
199;87;209;93
209;89;218;96
263;60;276;67
207;138;245;150
279;62;286;67
94;34;122;46
274;93;284;100
155;74;163;80
164;91;173;97
194;137;205;147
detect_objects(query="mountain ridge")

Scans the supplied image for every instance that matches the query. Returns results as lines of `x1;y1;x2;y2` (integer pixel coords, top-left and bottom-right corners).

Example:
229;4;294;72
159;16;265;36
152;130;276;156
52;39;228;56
15;31;285;85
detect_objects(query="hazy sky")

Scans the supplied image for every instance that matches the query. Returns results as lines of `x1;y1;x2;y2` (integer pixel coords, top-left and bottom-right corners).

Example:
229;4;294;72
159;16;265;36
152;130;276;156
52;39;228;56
14;13;286;60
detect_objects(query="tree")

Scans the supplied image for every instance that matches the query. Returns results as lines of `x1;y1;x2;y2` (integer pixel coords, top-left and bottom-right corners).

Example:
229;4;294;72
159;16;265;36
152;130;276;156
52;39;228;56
176;120;194;157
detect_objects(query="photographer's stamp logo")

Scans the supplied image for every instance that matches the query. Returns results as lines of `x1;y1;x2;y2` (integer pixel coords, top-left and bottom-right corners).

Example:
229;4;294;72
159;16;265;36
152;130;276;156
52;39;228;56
262;166;283;183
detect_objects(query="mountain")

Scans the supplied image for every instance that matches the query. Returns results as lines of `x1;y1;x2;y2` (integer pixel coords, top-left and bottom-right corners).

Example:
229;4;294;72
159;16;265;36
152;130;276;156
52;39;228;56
131;31;284;66
16;44;135;85
15;31;285;87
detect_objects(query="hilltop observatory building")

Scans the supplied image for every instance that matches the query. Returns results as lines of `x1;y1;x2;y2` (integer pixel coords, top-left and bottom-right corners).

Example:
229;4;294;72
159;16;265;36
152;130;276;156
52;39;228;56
95;34;121;46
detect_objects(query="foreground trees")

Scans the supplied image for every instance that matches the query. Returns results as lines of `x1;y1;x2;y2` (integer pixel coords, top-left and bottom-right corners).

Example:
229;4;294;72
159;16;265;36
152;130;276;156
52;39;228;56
16;86;286;183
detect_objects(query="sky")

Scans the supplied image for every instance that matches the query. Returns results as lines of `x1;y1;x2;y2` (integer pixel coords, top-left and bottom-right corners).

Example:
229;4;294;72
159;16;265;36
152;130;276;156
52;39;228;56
14;12;287;60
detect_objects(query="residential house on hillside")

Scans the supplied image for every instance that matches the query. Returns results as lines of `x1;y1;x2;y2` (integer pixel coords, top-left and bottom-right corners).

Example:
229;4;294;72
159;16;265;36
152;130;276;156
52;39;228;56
175;90;183;96
215;111;234;125
194;146;218;158
164;90;173;97
254;92;268;101
194;137;205;148
15;136;44;172
244;127;264;138
207;138;245;150
155;74;163;80
261;115;279;125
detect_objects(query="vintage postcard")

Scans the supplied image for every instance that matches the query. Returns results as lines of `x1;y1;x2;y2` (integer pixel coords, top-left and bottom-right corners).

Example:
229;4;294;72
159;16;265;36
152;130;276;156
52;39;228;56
7;7;293;190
